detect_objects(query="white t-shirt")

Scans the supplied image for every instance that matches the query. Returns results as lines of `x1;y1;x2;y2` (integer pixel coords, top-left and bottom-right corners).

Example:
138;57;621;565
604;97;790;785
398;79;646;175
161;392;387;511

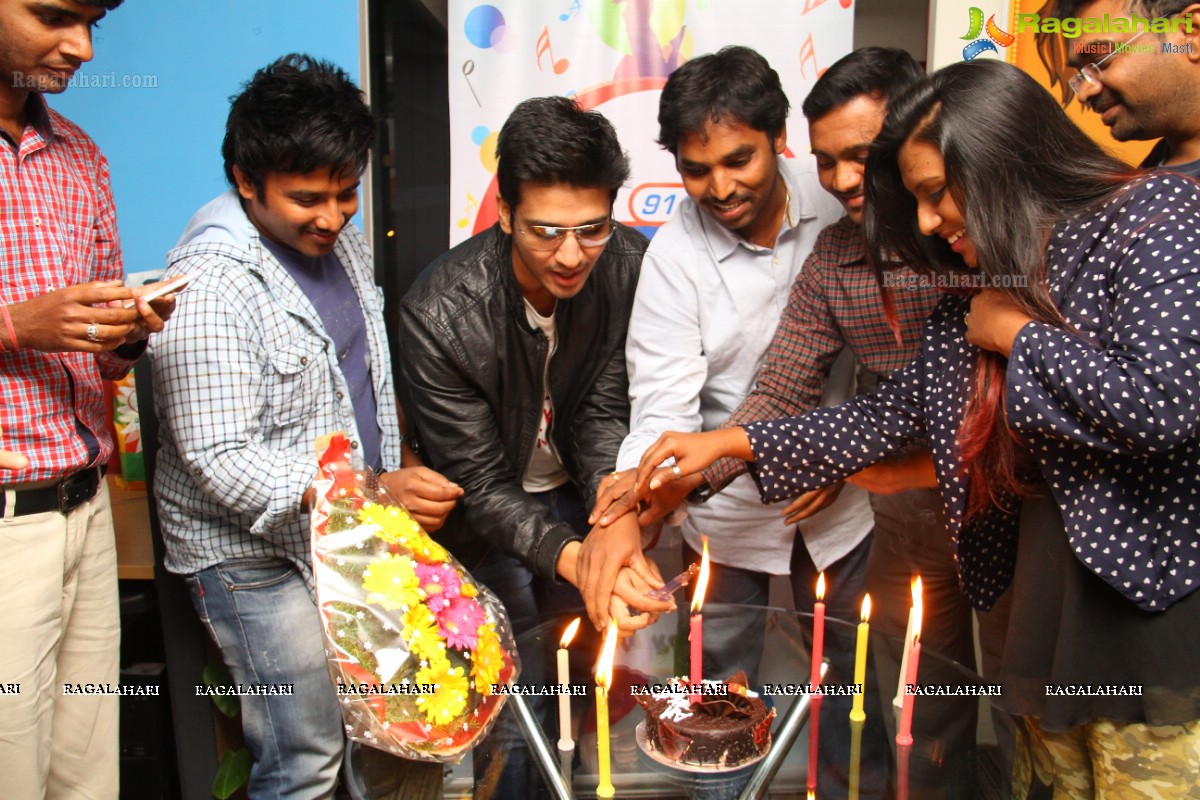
522;299;570;492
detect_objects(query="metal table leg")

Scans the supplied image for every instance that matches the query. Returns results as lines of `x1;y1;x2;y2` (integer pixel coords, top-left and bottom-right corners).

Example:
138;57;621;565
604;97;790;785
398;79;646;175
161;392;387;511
510;694;574;800
739;661;828;799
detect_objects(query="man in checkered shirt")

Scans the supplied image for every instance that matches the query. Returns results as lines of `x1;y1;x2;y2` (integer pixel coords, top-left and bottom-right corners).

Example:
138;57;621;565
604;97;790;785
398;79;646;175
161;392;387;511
150;56;461;798
0;2;183;797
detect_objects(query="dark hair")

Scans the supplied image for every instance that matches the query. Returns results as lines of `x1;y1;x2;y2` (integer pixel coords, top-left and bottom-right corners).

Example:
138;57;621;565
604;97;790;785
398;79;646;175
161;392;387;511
656;46;789;156
222;54;375;195
495;96;630;209
802;47;924;122
1034;0;1193;102
865;59;1135;518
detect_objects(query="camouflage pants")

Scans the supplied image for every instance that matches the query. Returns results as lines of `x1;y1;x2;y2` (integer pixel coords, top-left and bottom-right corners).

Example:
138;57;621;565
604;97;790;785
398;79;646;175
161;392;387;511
1012;716;1200;799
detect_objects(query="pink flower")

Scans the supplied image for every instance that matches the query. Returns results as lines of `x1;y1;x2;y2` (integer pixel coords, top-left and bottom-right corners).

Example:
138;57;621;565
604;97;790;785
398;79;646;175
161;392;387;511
437;596;485;650
415;563;462;612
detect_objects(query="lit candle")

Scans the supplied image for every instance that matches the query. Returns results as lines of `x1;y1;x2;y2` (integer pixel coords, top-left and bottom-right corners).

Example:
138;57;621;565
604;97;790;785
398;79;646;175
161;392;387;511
557;617;581;751
595;620;618;799
893;577;922;711
896;584;923;747
810;573;826;689
806;695;822;792
849;718;864;800
850;594;871;722
689;537;711;703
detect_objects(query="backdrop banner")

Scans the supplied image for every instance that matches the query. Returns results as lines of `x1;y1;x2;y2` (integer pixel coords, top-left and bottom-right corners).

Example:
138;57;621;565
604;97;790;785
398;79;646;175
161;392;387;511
448;0;856;244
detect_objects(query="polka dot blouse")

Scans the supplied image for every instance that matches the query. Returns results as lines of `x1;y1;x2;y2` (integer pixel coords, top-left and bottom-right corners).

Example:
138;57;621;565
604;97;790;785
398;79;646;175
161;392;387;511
745;173;1200;613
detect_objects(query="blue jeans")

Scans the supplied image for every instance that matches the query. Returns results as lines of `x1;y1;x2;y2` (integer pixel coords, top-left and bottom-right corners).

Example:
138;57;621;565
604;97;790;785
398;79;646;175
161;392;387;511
187;559;342;800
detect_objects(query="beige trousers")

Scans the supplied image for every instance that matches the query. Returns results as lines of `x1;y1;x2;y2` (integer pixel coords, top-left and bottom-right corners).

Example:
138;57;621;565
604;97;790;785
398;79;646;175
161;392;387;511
0;481;120;799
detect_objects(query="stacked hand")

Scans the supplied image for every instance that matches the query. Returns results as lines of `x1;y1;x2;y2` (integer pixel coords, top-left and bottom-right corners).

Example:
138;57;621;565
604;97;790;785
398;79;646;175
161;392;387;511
562;513;674;634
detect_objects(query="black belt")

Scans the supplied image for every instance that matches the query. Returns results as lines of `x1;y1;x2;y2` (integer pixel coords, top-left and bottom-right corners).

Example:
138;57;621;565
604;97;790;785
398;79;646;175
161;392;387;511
0;466;104;517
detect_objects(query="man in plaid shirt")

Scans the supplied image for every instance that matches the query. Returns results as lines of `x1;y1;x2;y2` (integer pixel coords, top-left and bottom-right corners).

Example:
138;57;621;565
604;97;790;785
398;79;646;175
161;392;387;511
151;56;460;797
0;2;186;798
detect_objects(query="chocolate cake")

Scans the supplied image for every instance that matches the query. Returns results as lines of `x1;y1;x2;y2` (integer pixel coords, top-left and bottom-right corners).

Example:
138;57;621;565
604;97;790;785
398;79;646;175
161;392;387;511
635;674;774;768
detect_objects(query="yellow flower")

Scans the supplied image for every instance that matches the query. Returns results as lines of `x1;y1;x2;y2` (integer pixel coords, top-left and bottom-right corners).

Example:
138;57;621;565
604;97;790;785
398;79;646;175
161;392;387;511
409;529;451;565
460;582;478;598
362;553;423;610
359;503;422;545
357;503;451;564
415;660;469;726
471;625;506;695
404;604;446;662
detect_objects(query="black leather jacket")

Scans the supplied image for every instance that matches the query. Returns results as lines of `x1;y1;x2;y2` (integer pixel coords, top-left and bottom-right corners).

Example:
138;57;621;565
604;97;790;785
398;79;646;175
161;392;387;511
398;222;647;580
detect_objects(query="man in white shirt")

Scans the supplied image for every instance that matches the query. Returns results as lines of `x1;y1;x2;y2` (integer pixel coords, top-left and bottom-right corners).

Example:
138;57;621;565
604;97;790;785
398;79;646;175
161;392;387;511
589;45;875;632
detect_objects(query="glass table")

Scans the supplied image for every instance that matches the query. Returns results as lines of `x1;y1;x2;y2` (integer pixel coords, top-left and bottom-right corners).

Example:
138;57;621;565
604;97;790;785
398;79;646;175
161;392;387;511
504;604;990;799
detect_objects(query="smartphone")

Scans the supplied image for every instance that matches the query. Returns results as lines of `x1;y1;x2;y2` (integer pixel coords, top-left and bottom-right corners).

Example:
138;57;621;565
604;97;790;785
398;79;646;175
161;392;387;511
125;275;190;309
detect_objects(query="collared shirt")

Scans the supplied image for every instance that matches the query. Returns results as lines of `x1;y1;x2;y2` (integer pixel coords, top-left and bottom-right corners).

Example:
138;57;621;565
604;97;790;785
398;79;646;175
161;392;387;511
150;192;403;590
617;158;874;575
703;216;942;491
0;95;136;481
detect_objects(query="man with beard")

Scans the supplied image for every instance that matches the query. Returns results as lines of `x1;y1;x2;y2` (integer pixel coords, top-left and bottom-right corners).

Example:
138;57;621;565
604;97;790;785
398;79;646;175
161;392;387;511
588;45;871;654
1041;0;1200;176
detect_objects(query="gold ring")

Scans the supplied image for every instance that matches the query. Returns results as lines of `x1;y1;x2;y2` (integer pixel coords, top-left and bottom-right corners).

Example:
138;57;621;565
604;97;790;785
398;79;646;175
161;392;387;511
611;471;621;480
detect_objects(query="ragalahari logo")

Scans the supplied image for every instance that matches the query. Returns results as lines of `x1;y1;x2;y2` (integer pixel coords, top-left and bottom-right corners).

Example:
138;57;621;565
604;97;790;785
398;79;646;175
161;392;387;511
962;7;1015;61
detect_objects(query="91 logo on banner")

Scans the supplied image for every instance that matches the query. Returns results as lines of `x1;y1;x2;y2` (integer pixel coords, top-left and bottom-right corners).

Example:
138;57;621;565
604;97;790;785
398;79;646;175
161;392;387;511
628;184;688;226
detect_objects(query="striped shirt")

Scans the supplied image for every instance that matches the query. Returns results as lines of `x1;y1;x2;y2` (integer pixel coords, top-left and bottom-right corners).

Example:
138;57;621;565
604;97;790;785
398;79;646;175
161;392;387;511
0;96;135;481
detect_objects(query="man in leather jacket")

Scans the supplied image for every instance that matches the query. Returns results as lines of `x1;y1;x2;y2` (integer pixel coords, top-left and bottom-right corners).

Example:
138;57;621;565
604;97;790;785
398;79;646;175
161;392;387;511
398;97;671;636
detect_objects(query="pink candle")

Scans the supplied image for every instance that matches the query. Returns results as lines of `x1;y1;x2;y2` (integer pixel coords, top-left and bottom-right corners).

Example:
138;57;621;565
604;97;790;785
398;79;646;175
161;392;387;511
896;583;923;747
896;638;921;746
897;742;912;800
689;537;711;703
810;573;826;689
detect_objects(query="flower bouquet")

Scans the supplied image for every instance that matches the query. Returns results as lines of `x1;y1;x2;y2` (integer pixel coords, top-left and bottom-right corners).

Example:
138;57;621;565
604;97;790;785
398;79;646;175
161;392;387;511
310;434;519;761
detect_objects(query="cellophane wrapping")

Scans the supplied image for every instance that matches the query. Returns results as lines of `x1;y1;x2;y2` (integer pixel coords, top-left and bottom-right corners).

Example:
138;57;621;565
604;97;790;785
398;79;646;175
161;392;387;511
310;434;519;761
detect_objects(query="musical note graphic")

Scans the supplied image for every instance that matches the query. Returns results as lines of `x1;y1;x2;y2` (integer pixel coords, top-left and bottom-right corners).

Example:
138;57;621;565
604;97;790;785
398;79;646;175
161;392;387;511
535;26;569;74
559;0;581;21
462;60;481;107
798;33;823;80
457;192;480;229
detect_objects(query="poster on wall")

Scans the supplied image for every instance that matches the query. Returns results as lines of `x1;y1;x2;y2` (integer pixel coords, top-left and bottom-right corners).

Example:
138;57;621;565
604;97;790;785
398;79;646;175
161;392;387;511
448;0;856;245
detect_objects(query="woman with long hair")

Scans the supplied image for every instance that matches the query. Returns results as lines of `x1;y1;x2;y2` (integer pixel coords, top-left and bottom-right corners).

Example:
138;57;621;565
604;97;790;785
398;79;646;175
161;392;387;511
632;59;1200;795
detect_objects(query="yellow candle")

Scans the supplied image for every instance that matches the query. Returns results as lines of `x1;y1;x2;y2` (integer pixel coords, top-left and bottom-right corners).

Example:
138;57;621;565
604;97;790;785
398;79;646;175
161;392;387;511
850;594;871;722
558;617;581;751
595;621;618;798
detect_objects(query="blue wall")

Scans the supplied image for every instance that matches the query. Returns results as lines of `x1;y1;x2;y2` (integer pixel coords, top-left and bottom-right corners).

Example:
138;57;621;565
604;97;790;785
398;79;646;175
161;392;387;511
50;2;361;277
